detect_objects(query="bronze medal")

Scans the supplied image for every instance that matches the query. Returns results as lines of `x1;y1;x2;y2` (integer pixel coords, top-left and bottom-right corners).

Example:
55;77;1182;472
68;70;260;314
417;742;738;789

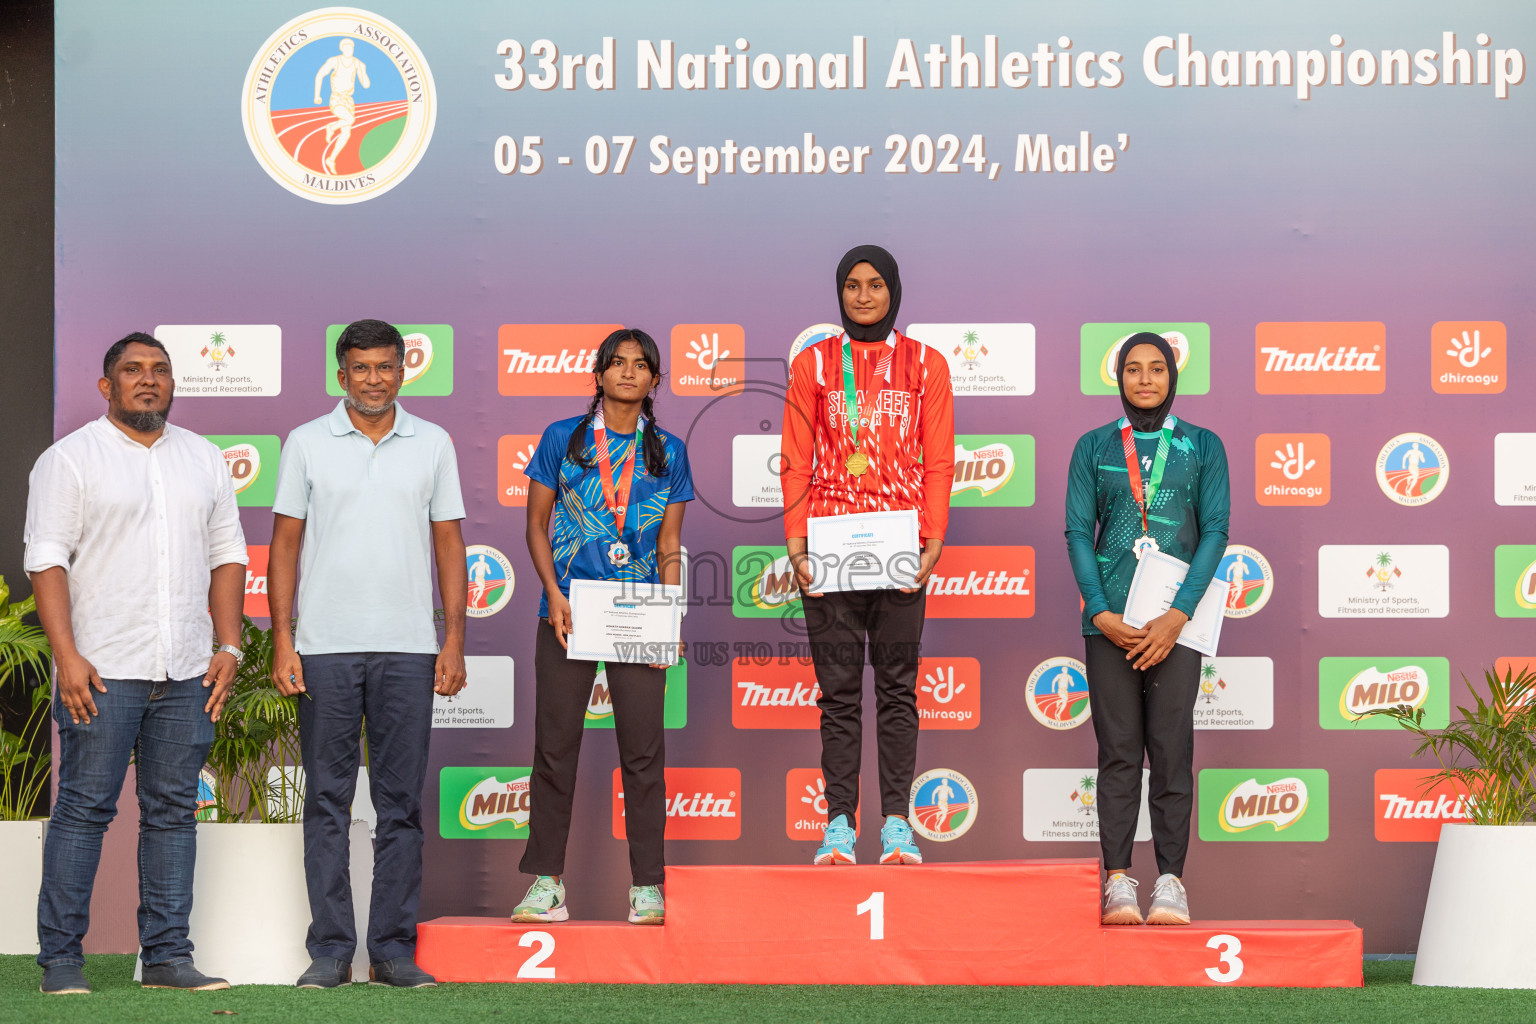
845;450;870;477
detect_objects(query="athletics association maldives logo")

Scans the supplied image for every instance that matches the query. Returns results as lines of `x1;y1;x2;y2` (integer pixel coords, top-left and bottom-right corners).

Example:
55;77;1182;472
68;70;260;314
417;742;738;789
1025;657;1090;730
789;324;841;365
1376;433;1449;506
909;768;978;842
465;545;514;617
242;8;436;204
1216;544;1273;618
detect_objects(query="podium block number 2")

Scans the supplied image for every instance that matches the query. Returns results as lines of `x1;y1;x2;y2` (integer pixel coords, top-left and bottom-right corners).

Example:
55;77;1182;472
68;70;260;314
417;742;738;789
517;930;556;979
856;891;885;940
1205;934;1243;983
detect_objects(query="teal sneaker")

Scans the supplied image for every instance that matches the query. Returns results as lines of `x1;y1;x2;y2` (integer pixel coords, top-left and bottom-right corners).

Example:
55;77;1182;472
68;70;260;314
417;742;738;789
879;815;922;864
511;875;568;923
814;813;857;865
628;885;665;924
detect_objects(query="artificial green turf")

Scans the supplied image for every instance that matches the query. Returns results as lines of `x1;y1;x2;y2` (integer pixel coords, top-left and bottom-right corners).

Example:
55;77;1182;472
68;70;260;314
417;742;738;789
2;955;1532;1024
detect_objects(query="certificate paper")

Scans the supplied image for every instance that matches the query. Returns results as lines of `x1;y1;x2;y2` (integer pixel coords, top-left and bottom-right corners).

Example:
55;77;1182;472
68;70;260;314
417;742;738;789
1121;550;1230;657
806;509;921;592
566;580;683;665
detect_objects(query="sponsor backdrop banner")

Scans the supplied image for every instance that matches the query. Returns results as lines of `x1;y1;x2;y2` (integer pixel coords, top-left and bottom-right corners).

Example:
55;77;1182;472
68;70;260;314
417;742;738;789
54;0;1533;952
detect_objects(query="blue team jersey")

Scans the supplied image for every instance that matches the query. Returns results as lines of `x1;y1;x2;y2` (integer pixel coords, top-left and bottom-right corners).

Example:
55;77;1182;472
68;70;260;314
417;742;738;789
526;414;694;617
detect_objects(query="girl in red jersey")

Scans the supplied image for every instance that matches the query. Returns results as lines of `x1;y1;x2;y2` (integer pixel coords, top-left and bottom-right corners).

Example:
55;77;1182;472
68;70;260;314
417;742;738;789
780;245;955;865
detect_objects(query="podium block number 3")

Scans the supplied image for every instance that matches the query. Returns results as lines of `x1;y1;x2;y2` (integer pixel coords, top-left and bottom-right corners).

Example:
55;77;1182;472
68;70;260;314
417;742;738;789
517;930;556;979
856;891;885;940
1205;934;1243;983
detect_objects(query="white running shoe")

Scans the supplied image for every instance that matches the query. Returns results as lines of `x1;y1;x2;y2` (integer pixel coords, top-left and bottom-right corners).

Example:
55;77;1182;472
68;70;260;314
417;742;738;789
511;875;569;923
1147;873;1190;925
1101;872;1144;925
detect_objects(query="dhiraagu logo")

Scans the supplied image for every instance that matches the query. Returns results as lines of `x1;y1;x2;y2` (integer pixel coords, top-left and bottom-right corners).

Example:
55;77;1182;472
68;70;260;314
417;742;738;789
732;545;804;619
1495;545;1536;617
327;324;454;395
1319;657;1448;730
1199;769;1328;842
951;435;1035;507
439;767;531;838
586;661;688;728
204;435;280;507
1079;323;1210;396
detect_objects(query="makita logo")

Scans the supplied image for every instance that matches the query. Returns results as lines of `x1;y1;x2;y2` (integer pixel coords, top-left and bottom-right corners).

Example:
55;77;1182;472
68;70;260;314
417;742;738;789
1378;792;1473;821
242;545;270;618
927;570;1030;596
737;680;820;707
1374;768;1475;841
1260;346;1379;373
244;571;267;597
664;791;738;818
612;767;742;839
1254;323;1386;395
924;546;1035;619
502;347;596;374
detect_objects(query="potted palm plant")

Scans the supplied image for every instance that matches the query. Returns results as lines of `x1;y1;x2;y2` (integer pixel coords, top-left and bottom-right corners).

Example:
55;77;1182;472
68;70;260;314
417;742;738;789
0;576;53;954
1365;663;1536;989
181;616;373;985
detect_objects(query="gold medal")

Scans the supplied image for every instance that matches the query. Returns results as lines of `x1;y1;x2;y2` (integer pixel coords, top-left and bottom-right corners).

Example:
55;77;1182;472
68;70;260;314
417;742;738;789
846;450;870;477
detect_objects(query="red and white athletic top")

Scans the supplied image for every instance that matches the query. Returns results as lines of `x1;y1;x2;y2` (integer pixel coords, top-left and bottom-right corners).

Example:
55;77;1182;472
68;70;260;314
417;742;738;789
781;331;955;542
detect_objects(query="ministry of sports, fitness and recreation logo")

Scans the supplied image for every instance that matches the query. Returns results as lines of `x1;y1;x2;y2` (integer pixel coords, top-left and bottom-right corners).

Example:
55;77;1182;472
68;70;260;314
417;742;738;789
466;544;514;617
1376;432;1449;506
1025;657;1090;730
242;8;436;204
789;324;841;365
908;768;978;842
1216;544;1273;618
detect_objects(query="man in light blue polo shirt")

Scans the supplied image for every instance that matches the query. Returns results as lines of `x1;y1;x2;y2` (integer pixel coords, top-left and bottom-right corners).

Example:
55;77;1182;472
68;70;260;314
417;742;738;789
268;319;467;990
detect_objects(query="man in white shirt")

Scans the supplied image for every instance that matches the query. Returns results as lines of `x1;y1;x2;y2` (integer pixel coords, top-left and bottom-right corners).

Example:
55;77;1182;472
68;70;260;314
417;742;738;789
269;319;467;989
24;333;248;995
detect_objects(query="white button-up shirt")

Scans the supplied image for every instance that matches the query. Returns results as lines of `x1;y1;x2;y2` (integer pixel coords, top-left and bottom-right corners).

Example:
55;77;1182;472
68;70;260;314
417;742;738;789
24;417;249;681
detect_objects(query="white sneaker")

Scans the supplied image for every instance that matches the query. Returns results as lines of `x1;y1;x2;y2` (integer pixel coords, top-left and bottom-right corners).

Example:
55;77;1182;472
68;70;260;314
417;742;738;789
511;875;569;922
1101;872;1143;925
1147;873;1190;925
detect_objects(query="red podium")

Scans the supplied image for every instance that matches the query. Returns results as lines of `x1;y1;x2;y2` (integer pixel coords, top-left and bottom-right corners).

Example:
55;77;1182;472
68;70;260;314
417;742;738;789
416;860;1361;987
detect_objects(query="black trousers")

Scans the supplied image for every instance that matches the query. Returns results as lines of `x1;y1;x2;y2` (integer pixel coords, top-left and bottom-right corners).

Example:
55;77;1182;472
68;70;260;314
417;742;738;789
1083;634;1201;877
520;620;667;886
805;588;927;823
297;652;436;964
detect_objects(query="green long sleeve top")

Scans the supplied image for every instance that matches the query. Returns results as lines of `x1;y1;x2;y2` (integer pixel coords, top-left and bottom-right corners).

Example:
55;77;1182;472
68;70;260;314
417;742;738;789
1064;416;1231;636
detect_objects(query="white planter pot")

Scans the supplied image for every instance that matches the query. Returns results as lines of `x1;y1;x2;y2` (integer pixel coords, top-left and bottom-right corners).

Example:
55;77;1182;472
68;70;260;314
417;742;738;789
1414;823;1536;988
167;820;373;985
0;819;46;954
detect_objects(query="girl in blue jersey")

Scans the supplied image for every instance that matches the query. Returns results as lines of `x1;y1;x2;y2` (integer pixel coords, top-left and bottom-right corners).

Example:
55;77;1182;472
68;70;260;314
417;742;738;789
1065;332;1229;927
512;328;693;926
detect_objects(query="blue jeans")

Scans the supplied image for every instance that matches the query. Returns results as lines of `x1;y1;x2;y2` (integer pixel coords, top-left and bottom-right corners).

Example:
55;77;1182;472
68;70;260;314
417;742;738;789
298;652;435;964
37;676;214;968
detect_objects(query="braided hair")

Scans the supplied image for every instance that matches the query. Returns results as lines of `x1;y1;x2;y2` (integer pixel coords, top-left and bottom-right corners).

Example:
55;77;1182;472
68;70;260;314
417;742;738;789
563;328;671;477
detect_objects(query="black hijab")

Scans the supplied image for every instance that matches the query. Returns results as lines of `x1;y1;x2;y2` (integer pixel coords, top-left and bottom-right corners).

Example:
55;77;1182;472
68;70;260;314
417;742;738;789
1116;331;1178;432
836;245;902;341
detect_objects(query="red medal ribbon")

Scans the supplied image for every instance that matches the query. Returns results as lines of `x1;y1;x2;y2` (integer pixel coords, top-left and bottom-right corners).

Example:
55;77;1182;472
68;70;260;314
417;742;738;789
593;408;643;537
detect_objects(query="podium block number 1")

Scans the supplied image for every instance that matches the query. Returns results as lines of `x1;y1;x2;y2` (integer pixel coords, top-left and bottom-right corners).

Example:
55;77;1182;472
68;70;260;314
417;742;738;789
517;930;557;979
1205;934;1243;983
856;891;885;940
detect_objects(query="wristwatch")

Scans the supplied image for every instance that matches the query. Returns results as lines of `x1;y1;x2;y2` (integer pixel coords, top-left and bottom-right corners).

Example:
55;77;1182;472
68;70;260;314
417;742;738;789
216;643;245;667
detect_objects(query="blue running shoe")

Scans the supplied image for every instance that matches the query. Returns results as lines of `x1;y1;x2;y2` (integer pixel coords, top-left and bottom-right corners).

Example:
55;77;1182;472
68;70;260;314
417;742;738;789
814;814;857;865
879;815;922;864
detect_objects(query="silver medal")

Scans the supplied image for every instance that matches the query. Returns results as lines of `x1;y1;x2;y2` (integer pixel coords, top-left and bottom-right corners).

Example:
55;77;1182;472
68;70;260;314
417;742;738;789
608;541;631;567
1132;535;1160;561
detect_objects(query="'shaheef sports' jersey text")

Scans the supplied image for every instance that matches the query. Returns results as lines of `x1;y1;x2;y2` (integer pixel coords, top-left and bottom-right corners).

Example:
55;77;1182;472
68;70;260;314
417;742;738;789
781;332;955;541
